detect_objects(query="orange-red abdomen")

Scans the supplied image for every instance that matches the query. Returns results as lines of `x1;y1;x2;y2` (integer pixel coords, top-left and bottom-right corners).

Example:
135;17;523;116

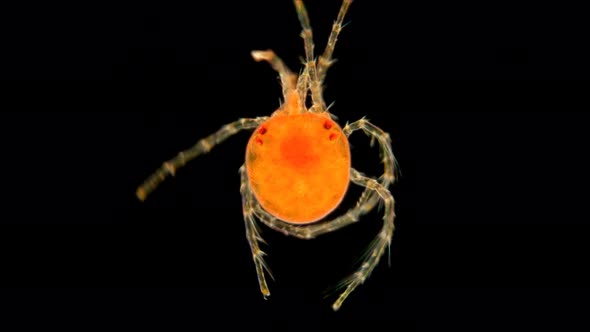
245;113;351;224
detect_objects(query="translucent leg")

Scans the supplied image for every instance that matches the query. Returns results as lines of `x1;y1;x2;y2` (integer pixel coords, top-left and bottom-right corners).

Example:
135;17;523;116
136;117;268;201
342;117;398;217
293;0;325;112
318;0;353;81
251;50;297;101
296;64;310;108
330;168;395;311
240;165;273;298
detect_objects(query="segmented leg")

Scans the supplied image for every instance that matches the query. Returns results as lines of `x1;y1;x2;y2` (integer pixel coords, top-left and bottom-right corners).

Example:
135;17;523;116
330;168;395;311
136;117;268;201
240;118;397;239
294;0;325;112
296;64;310;107
343;117;398;217
318;0;353;81
240;165;273;298
251;50;297;101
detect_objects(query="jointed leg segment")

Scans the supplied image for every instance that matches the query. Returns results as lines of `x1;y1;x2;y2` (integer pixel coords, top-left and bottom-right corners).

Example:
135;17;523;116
136;117;268;201
318;0;353;81
296;65;310;106
331;168;395;311
251;50;297;101
241;165;273;298
343;118;398;214
294;0;325;111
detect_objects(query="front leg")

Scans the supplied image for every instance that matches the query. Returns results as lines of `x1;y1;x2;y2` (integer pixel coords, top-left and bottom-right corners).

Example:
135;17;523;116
136;117;268;201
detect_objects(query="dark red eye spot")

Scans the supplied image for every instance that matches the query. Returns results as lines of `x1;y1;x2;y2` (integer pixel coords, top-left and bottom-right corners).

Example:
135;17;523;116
329;133;337;141
258;126;267;135
323;120;333;130
255;137;263;145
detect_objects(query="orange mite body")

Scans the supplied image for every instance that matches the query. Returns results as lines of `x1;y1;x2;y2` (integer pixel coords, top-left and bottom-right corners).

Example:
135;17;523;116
246;111;351;224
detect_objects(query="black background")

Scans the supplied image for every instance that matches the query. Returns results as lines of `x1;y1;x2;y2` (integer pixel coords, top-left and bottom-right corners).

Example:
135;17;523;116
1;0;589;331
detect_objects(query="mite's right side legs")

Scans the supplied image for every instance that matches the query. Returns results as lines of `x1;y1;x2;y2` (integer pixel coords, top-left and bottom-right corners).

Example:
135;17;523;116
330;168;395;311
294;0;325;112
318;0;353;81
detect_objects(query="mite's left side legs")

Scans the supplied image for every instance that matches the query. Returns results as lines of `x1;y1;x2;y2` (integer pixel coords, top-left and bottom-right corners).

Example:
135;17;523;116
136;117;267;201
240;165;273;298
